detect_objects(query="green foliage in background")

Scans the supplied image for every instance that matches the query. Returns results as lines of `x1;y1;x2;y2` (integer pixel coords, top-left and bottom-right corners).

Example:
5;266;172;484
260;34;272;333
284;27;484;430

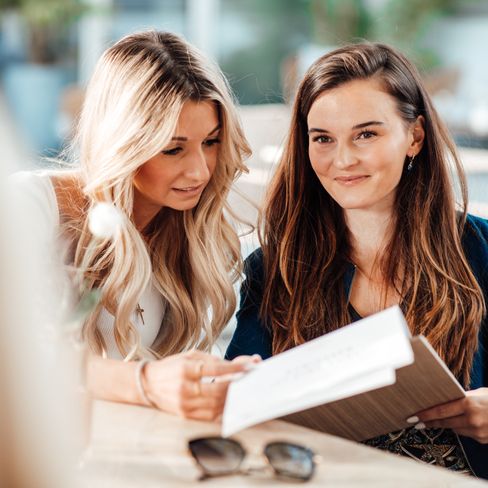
0;0;85;25
219;0;466;104
17;0;84;26
309;0;372;45
308;0;459;69
370;0;457;69
0;0;19;7
0;0;86;63
307;0;488;69
220;0;311;104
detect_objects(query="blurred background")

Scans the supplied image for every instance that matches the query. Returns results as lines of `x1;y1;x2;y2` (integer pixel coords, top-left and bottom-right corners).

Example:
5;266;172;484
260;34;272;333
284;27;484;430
1;3;488;485
1;0;488;218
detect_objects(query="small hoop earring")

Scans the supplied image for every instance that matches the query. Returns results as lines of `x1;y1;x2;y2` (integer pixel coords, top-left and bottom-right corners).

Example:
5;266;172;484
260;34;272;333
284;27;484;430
407;154;415;171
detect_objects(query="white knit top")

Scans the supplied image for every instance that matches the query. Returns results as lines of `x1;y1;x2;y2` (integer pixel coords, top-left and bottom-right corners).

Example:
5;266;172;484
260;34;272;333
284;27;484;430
10;171;165;359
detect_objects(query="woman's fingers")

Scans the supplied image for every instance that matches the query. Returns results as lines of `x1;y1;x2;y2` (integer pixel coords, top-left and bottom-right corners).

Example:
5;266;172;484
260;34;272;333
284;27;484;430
144;352;260;419
416;398;465;422
231;354;262;365
179;377;229;399
422;414;470;430
418;388;488;422
181;391;226;412
183;353;258;380
175;381;226;419
416;388;488;443
199;380;229;396
185;408;223;422
180;378;229;398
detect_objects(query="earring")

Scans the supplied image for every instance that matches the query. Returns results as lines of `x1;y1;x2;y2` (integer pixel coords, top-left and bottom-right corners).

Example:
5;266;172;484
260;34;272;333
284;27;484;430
407;154;415;171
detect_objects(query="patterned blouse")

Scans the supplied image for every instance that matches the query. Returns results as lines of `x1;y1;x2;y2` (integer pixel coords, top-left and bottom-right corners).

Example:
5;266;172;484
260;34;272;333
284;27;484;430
347;305;473;475
363;426;473;475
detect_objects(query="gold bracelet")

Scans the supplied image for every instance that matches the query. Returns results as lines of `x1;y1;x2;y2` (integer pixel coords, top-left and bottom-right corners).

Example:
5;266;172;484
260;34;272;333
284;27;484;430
135;359;157;408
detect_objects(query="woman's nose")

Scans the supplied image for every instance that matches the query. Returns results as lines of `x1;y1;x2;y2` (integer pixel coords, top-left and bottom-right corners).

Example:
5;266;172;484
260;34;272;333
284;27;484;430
183;149;210;181
333;141;359;169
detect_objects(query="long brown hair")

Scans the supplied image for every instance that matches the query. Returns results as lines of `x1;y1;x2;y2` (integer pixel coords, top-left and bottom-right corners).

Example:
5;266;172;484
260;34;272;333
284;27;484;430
261;43;485;387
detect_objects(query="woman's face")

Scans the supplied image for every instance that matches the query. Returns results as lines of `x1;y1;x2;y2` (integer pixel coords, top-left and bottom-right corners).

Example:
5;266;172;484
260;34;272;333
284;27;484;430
307;78;424;215
133;100;220;226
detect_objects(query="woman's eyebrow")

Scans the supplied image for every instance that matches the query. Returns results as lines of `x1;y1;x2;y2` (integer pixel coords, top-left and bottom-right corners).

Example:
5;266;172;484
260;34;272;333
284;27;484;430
308;120;384;134
352;120;384;129
171;124;221;141
308;127;330;134
207;124;221;136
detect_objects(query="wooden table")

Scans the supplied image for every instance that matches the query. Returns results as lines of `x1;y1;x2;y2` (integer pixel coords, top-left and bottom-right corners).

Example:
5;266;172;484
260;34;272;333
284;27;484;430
80;400;487;487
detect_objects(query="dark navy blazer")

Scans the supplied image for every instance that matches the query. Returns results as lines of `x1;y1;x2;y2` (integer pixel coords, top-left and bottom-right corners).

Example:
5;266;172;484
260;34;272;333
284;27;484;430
226;214;488;479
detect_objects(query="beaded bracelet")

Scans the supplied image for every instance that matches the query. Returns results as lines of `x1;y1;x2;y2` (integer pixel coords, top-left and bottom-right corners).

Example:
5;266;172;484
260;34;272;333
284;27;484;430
135;359;157;408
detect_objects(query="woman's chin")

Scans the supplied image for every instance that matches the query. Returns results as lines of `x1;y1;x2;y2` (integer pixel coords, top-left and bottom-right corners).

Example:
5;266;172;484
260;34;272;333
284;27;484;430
334;199;369;211
166;197;203;212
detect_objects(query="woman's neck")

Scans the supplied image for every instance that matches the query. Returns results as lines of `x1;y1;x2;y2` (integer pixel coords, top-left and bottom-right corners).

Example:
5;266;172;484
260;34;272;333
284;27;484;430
132;187;162;232
345;208;402;316
345;208;394;275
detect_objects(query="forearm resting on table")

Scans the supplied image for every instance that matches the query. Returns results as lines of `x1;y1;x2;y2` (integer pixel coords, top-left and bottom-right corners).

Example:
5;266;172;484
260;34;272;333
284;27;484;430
87;355;143;406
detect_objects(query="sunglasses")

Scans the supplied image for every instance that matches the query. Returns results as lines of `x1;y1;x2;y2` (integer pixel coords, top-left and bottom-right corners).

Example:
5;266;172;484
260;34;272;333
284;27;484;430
188;436;317;482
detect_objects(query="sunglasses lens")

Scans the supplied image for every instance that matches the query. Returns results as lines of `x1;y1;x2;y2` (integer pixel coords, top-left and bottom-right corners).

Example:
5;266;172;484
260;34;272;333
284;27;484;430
265;442;315;480
189;437;245;475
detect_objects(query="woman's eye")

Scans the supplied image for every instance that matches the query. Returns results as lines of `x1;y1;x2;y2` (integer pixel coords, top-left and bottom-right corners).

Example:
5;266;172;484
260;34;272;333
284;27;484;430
313;135;331;144
203;138;221;147
161;147;182;156
357;130;376;140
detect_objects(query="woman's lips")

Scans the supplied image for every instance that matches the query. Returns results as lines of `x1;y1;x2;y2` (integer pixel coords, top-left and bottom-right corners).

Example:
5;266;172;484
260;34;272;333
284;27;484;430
334;175;369;186
172;184;205;196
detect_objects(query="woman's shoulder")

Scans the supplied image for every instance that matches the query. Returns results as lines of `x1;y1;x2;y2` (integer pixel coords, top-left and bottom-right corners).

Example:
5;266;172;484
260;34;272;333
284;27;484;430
466;212;488;231
464;213;488;248
9;169;84;235
9;170;60;229
463;213;488;287
244;247;264;269
9;169;56;196
243;247;264;283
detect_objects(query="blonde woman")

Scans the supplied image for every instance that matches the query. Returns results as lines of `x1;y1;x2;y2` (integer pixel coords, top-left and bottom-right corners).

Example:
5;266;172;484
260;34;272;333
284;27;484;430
12;30;259;420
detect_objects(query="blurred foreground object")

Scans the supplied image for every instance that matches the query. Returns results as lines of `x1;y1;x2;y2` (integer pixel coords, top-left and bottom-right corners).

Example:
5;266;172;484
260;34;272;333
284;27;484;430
0;91;85;487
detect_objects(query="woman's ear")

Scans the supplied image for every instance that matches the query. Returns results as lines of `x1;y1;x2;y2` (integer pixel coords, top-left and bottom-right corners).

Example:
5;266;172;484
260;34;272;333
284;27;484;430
409;115;425;156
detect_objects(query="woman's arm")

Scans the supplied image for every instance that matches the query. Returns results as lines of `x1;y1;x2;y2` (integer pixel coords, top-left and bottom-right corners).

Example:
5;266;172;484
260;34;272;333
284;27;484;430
225;248;273;360
87;355;143;405
87;351;259;421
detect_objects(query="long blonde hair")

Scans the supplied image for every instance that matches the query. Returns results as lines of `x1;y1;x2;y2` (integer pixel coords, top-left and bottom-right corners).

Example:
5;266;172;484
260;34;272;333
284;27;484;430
63;31;250;359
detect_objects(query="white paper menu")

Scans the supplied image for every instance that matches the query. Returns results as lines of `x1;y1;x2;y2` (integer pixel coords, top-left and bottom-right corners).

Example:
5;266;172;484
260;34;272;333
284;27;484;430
222;306;414;437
